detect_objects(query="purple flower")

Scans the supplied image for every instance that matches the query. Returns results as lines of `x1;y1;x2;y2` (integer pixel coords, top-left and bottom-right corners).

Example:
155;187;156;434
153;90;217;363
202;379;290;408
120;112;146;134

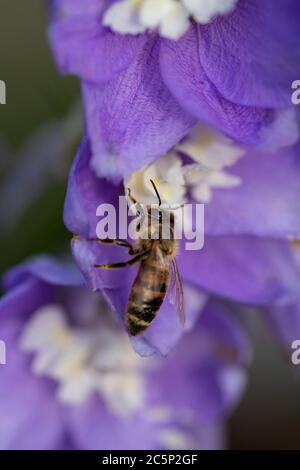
49;0;300;178
0;256;250;450
63;135;300;356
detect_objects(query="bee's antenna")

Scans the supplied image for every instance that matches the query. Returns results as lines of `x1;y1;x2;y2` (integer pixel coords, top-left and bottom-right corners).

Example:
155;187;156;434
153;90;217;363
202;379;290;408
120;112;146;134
127;187;137;204
150;179;161;207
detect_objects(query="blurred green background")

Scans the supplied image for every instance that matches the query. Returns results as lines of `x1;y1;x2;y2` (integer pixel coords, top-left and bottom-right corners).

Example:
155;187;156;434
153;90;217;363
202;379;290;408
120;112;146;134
0;0;80;273
0;0;300;450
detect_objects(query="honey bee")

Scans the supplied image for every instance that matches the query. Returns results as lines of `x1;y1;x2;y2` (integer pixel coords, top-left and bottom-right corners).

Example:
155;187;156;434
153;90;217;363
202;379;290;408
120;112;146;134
93;180;185;336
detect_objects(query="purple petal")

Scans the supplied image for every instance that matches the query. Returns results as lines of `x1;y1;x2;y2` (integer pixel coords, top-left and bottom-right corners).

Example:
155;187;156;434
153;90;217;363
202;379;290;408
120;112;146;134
65;395;160;450
3;255;83;291
265;300;300;350
198;300;251;365
198;0;300;108
205;144;300;238
51;0;106;16
82;36;196;179
159;25;297;148
49;1;146;84
66;395;225;450
178;237;300;306
64;138;122;238
66;300;248;449
0;278;53;324
0;294;64;449
148;300;250;424
189;424;225;450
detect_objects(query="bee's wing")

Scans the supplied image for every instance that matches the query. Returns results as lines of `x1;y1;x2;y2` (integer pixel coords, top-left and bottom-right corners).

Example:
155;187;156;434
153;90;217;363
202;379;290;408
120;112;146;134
169;258;186;326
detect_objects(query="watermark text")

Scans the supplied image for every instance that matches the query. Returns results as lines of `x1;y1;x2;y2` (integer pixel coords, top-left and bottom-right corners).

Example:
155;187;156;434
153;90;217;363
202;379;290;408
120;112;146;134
0;80;6;105
95;197;204;251
291;340;300;365
291;80;300;105
0;340;6;365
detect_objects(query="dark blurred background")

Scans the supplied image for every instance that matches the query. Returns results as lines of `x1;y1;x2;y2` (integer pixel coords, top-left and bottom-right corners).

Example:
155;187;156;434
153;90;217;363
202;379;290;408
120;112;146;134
0;0;300;450
0;0;80;272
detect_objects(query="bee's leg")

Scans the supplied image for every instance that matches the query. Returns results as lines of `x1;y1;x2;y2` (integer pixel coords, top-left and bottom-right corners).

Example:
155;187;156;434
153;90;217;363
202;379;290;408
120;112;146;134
73;235;137;255
101;238;137;255
92;238;137;255
127;188;145;225
127;187;138;205
94;250;150;270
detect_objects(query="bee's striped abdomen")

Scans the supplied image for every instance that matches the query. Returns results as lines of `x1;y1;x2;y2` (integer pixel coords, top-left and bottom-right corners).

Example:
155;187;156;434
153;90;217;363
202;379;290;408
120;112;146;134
126;257;169;336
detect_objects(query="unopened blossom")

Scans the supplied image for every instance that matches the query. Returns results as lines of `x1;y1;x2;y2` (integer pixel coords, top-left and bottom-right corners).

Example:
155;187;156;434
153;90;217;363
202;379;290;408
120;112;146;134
0;256;250;449
50;0;300;178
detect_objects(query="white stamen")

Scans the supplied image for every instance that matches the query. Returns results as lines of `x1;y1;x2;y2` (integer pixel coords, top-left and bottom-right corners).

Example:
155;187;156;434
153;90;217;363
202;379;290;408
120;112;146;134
103;0;238;40
158;428;195;450
125;125;244;207
19;299;219;452
124;152;186;206
20;304;209;448
178;125;245;203
140;0;189;40
20;304;150;417
103;0;146;35
182;0;237;24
